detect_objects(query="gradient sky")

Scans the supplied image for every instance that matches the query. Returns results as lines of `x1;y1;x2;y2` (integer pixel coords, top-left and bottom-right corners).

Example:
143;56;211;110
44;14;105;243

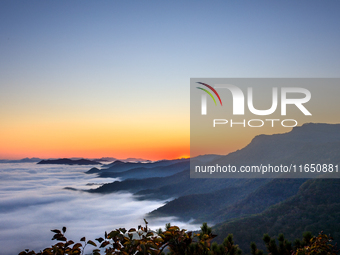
1;0;340;160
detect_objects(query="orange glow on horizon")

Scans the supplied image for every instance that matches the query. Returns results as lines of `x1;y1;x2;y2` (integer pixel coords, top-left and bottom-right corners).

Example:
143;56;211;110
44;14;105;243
0;146;191;161
0;119;190;161
0;138;190;161
178;155;190;159
0;107;191;161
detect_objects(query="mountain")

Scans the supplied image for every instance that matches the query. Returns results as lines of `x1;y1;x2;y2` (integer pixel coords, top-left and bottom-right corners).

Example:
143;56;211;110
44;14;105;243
88;123;340;250
89;169;189;194
95;158;190;173
195;123;340;178
38;158;102;165
90;157;117;162
148;179;269;221
86;156;224;180
88;168;258;200
0;157;42;163
86;156;225;178
212;178;340;253
120;158;152;163
85;158;192;180
97;161;190;180
149;123;340;218
148;178;306;223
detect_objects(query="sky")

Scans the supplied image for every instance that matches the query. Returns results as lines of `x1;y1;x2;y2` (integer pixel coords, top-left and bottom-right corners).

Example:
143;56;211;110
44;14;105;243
1;0;340;160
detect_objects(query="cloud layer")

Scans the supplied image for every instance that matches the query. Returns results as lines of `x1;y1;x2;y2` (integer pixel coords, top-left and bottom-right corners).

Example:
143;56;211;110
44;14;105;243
0;163;198;254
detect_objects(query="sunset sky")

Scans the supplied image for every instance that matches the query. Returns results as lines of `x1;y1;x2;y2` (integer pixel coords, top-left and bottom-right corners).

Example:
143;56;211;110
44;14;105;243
1;1;340;160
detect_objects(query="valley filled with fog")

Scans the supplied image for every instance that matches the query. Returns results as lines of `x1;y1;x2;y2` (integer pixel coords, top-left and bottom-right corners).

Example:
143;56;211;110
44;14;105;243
0;163;198;255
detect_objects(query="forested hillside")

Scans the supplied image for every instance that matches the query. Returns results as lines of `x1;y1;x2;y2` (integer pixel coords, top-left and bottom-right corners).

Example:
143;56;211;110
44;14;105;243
213;179;340;252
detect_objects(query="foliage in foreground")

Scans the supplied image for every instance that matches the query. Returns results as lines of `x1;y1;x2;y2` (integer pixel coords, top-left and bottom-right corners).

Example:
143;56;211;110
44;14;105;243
19;221;337;255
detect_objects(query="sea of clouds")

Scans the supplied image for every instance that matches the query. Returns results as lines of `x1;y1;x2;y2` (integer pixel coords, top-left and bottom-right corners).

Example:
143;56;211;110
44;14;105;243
0;163;199;254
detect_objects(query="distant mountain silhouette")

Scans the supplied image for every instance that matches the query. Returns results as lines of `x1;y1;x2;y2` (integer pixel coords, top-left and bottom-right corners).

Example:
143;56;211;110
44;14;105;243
120;158;151;163
87;158;190;174
38;158;102;165
97;161;190;180
0;157;42;163
191;123;340;178
90;157;117;162
219;123;340;166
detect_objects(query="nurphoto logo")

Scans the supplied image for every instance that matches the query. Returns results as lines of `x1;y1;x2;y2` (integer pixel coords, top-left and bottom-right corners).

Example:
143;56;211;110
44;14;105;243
195;81;312;128
190;78;340;179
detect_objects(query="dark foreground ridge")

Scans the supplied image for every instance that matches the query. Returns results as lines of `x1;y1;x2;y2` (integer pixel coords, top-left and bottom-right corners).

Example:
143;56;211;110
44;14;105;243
19;222;337;255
